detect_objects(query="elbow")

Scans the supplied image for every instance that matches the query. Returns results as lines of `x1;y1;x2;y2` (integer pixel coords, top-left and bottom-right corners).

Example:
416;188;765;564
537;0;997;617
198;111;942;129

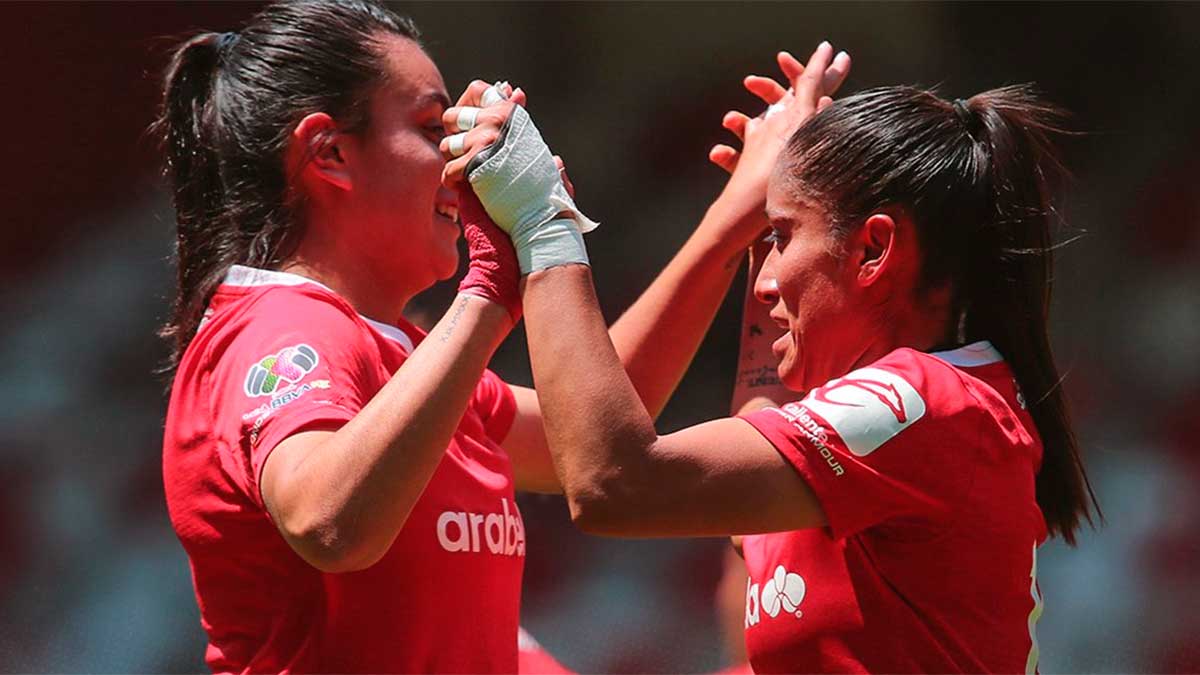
560;437;662;536
564;479;645;536
277;513;385;574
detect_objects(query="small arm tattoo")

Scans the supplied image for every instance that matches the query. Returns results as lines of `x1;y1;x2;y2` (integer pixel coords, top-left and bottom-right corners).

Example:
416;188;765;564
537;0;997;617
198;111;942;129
736;365;781;389
440;295;471;343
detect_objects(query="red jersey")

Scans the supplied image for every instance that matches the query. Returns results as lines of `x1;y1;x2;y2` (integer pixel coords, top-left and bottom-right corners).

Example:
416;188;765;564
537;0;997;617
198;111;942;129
739;343;1047;674
162;265;525;674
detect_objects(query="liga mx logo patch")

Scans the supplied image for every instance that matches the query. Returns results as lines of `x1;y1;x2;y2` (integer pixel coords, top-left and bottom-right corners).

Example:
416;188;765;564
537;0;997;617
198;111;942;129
244;344;319;397
801;366;926;457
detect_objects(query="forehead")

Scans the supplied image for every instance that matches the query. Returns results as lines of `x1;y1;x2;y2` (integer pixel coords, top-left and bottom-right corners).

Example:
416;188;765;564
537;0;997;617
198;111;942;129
373;34;448;109
766;167;821;222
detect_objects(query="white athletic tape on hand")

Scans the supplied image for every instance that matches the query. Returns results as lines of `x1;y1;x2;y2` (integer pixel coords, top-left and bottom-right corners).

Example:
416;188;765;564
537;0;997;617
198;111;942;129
481;82;509;107
468;105;599;274
447;132;467;158
455;106;480;132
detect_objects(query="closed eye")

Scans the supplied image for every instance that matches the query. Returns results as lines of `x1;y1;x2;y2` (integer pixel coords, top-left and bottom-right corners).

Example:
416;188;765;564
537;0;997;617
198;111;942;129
423;123;446;142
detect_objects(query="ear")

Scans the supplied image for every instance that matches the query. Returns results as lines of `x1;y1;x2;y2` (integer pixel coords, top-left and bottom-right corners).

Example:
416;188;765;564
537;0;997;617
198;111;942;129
852;212;898;288
288;112;352;192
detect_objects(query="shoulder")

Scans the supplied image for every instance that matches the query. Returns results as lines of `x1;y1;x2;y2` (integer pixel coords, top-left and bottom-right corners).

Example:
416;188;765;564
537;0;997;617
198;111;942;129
863;346;989;419
202;284;382;386
771;347;986;458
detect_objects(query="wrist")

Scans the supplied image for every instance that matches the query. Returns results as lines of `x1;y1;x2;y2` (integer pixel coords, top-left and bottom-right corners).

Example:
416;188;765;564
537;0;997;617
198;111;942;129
453;292;517;337
696;195;768;257
512;217;589;275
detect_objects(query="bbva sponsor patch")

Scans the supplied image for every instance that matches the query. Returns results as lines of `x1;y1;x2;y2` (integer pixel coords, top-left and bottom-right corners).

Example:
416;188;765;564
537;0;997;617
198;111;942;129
801;367;925;457
244;344;319;397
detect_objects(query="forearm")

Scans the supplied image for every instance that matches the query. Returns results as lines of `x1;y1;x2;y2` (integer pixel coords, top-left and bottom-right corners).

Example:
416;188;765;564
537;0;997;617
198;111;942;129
610;197;761;418
523;265;821;537
524;264;660;516
731;241;796;414
268;295;510;570
730;317;793;413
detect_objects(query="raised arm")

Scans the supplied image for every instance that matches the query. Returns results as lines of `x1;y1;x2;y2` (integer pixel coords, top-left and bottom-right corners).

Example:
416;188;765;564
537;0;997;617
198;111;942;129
450;46;850;494
607;44;851;418
262;184;522;573
523;263;826;536
454;46;846;534
731;238;800;415
264;295;511;571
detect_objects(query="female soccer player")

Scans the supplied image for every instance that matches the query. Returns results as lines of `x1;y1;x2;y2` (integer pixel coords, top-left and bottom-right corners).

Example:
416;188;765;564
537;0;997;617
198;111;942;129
455;50;1098;672
156;1;850;672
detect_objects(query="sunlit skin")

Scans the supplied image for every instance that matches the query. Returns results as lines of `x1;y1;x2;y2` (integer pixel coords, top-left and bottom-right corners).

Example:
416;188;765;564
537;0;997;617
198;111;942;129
284;34;456;322
250;37;870;571
755;166;956;394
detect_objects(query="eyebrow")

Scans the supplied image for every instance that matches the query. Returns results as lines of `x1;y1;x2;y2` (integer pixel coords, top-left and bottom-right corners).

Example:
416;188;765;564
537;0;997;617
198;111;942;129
765;207;795;222
414;91;451;111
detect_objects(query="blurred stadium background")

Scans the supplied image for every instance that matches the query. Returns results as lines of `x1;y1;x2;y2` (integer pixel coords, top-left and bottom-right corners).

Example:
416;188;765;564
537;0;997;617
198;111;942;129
2;1;1198;672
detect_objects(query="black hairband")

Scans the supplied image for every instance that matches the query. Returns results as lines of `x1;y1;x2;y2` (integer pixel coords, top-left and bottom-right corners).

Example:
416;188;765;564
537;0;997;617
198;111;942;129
952;98;972;125
216;31;240;52
952;98;981;142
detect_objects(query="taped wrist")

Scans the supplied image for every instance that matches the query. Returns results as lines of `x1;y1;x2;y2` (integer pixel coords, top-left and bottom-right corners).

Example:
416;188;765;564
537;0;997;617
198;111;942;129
457;190;521;322
467;105;598;274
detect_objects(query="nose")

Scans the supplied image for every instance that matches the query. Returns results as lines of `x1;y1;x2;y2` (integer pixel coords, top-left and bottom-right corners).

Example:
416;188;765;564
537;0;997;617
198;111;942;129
753;256;780;307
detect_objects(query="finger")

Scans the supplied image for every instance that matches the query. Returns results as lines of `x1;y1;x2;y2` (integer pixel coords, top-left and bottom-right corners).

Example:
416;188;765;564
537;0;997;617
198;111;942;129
443;106;481;133
456;79;492;107
709;144;740;174
443;131;468;158
481;81;510;107
796;41;835;102
777;50;805;87
722;110;751;141
442;105;501;134
822;51;851;96
441;124;502;179
553;155;577;199
510;87;527;107
816;95;834;112
744;75;788;106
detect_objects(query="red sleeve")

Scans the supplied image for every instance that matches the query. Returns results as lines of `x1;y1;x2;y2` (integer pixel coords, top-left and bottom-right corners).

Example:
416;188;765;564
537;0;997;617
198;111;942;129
739;351;980;540
215;291;386;509
471;368;518;443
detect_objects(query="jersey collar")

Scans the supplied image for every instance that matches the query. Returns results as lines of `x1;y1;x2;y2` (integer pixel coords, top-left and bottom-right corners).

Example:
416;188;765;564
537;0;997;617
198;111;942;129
929;340;1003;367
222;264;416;353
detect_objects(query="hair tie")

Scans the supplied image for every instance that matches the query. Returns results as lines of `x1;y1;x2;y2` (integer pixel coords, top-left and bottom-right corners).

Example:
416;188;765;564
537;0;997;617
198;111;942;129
952;98;972;124
216;31;240;53
952;98;980;142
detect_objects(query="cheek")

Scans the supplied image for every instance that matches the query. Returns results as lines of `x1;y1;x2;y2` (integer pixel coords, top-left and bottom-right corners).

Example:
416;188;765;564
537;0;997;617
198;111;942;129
364;135;443;199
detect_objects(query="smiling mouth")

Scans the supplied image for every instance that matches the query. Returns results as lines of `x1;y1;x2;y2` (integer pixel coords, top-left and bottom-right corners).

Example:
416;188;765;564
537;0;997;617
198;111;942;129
434;202;459;222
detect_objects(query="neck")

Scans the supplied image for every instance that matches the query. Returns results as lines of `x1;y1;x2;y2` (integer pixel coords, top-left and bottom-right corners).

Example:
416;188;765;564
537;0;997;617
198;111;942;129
281;247;421;326
854;290;956;369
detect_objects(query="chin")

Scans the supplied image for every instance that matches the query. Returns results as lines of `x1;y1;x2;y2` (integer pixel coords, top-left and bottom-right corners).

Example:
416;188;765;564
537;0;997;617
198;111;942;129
780;370;808;394
776;357;806;394
435;251;460;281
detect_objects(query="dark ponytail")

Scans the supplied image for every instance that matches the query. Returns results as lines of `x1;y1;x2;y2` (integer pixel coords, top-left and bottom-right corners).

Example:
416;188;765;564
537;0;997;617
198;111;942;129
783;84;1099;545
156;32;235;372
152;0;420;374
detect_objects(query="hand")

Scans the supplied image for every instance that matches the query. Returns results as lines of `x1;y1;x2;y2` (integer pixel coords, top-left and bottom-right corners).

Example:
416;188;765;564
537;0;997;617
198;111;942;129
443;80;596;275
457;188;522;324
454;153;576;320
708;43;851;243
440;80;528;189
